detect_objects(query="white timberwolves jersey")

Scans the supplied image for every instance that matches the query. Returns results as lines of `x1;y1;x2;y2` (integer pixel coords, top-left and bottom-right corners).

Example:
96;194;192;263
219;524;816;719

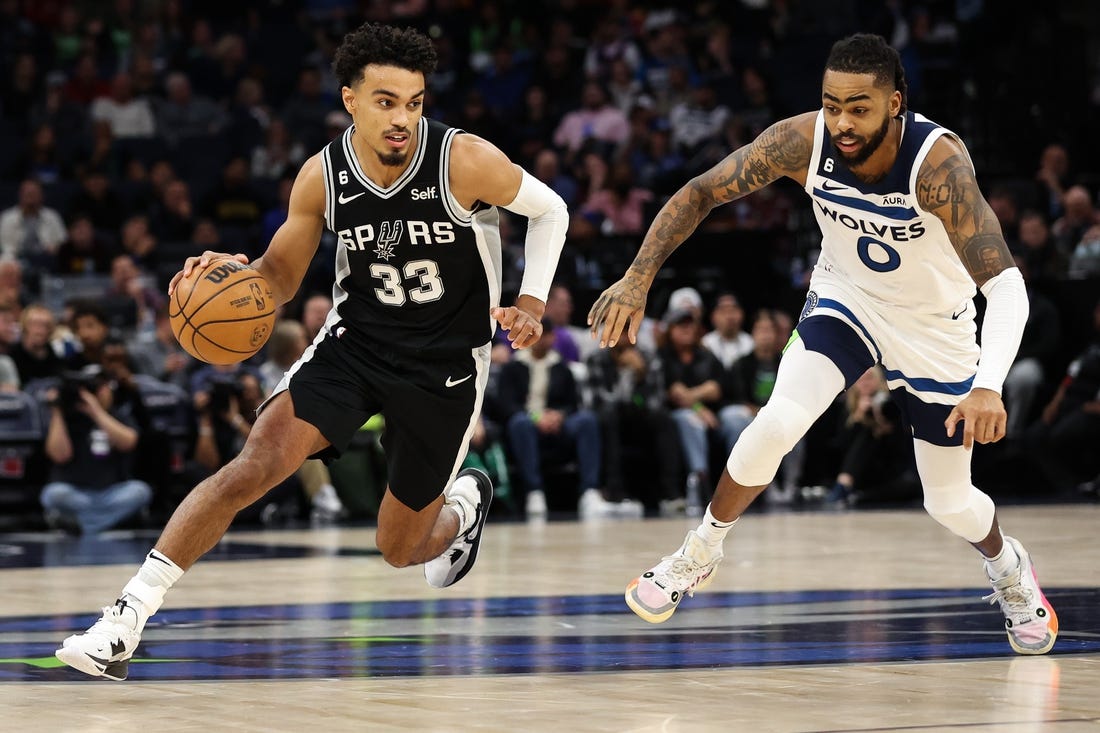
804;110;975;315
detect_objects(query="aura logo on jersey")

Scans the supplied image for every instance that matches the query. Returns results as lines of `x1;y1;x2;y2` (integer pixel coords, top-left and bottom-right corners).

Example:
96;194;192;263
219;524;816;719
338;220;456;252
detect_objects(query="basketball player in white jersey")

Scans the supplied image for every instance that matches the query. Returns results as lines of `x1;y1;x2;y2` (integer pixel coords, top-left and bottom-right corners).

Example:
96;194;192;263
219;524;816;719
55;23;568;679
589;34;1057;655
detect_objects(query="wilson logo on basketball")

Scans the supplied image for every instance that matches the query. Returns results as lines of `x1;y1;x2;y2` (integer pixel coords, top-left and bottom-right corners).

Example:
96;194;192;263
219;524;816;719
204;260;252;284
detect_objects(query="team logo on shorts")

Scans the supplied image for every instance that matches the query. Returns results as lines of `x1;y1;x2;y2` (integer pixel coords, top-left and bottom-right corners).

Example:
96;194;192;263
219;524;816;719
800;291;819;322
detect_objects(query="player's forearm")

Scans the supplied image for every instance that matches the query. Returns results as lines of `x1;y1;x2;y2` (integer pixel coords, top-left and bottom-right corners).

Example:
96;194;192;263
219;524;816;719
627;182;714;285
252;255;305;307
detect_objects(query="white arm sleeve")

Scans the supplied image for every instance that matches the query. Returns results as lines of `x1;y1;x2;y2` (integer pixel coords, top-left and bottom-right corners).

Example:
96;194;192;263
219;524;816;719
501;170;568;303
972;267;1029;394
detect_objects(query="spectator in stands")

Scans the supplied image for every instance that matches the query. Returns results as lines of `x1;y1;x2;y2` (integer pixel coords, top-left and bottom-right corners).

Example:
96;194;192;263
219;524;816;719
301;293;332;341
128;305;193;391
11;303;63;384
0;179;66;267
280;67;330;153
579;158;655;237
701;291;753;370
497;319;612;519
106;254;164;333
53;214;113;276
587;338;679;515
1068;224;1100;280
542;283;586;363
532;148;579;210
226;77;271;155
824;366;917;507
68;167;124;235
552;81;630;161
90;71;156;140
513;86;557;164
261;176;293;249
583;15;642;83
155;72;227;145
150;179;195;242
204;156;265;233
259;318;309;393
40;365;152;535
659;306;726;515
1025;298;1100;492
669;82;731;158
65;300;111;370
251;118;306;182
987;186;1021;247
0;303;19;390
1051;185;1100;255
1035;143;1071;221
119;214;158;271
1;52;40;126
0;260;26;311
1003;257;1061;439
1016;209;1068;285
61;53;109;106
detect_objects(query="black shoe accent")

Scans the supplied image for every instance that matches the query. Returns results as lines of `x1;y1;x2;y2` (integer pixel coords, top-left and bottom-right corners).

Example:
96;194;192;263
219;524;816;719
103;659;129;681
447;467;493;587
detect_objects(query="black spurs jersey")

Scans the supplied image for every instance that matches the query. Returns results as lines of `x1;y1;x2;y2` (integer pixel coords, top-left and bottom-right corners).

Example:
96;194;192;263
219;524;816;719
319;117;503;355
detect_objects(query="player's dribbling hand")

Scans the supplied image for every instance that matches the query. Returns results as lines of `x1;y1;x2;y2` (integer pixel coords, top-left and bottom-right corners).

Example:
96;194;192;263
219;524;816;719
168;251;250;297
945;388;1007;449
492;294;545;350
587;275;648;348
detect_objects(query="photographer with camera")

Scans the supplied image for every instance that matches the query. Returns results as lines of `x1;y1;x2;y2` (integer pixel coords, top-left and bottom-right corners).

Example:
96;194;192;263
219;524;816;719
39;366;153;535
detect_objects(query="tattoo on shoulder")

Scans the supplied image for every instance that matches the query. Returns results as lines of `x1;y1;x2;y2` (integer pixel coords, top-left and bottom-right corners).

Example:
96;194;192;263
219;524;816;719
700;120;811;204
917;152;1013;283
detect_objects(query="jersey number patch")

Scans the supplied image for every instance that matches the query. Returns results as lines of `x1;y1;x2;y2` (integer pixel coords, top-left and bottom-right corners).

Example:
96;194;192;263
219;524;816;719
370;260;445;306
856;235;902;273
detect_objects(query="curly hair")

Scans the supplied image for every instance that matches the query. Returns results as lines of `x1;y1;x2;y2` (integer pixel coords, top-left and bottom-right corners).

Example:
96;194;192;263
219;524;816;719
824;33;908;113
331;23;438;90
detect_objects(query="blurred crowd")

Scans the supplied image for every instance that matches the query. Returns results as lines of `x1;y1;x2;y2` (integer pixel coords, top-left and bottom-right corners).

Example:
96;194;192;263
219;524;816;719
0;0;1098;532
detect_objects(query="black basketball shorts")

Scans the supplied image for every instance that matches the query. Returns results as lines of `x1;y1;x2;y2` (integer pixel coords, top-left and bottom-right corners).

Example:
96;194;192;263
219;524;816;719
261;325;491;511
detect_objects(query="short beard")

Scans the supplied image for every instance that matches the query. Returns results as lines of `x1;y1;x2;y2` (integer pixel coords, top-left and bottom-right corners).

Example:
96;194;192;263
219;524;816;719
836;113;892;167
377;150;407;167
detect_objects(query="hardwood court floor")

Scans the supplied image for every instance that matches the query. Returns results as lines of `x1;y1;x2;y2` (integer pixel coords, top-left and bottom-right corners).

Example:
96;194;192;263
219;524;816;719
2;504;1099;732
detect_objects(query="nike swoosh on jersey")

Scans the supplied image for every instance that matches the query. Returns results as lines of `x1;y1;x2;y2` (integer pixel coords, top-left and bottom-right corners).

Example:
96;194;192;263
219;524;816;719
445;374;472;387
820;180;848;191
338;191;367;204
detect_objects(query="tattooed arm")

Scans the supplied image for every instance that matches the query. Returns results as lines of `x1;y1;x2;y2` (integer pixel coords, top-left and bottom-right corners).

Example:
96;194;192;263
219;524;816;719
588;112;816;347
915;135;1013;288
919;135;1029;448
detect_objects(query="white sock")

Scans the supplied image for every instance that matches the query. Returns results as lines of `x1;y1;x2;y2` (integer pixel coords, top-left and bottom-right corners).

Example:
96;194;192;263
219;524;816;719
695;504;736;547
984;536;1019;579
120;549;185;631
447;476;479;535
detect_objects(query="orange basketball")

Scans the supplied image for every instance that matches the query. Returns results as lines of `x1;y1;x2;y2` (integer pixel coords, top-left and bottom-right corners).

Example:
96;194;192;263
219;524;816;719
169;258;277;365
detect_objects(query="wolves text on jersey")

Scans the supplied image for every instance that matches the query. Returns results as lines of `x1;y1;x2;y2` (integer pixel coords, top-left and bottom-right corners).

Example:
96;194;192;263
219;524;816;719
814;201;927;242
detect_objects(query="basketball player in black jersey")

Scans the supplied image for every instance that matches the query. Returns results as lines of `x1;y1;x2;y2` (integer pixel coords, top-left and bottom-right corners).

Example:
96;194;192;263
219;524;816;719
55;23;568;680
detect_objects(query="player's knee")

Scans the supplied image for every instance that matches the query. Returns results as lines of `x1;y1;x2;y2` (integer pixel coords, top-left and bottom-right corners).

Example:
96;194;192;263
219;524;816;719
727;396;813;486
374;529;418;568
218;450;288;508
923;484;995;542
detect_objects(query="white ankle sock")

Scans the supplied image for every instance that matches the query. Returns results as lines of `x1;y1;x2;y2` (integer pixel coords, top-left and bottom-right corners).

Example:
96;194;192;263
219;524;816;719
984;537;1019;579
121;549;185;630
696;504;736;547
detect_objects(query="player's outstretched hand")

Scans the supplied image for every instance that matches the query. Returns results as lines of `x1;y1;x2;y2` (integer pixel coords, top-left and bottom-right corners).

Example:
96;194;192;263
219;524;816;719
492;296;544;350
945;388;1007;449
587;274;648;348
168;251;250;297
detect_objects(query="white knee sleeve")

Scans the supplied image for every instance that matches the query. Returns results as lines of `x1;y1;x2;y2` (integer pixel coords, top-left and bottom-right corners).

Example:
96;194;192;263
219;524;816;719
727;340;845;487
915;440;996;542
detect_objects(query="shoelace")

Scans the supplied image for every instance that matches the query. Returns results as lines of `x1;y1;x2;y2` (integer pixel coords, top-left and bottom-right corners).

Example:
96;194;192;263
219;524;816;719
87;605;126;634
983;572;1034;616
656;555;708;596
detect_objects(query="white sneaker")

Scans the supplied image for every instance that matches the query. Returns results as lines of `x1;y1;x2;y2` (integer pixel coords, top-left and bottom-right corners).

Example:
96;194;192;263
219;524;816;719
424;468;493;589
525;489;547;518
578;488;616;520
625;530;722;623
984;536;1058;655
310;484;345;524
55;599;142;680
615;499;645;519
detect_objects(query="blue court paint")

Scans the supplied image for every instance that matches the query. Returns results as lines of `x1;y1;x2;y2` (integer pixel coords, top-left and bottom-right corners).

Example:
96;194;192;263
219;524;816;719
3;589;1096;682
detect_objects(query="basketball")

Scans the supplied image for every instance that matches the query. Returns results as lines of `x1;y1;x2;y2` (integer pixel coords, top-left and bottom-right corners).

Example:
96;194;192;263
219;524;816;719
169;258;277;365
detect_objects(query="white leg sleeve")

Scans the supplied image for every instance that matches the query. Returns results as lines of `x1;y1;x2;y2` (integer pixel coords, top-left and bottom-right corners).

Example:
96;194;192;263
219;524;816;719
915;440;996;542
727;339;845;487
